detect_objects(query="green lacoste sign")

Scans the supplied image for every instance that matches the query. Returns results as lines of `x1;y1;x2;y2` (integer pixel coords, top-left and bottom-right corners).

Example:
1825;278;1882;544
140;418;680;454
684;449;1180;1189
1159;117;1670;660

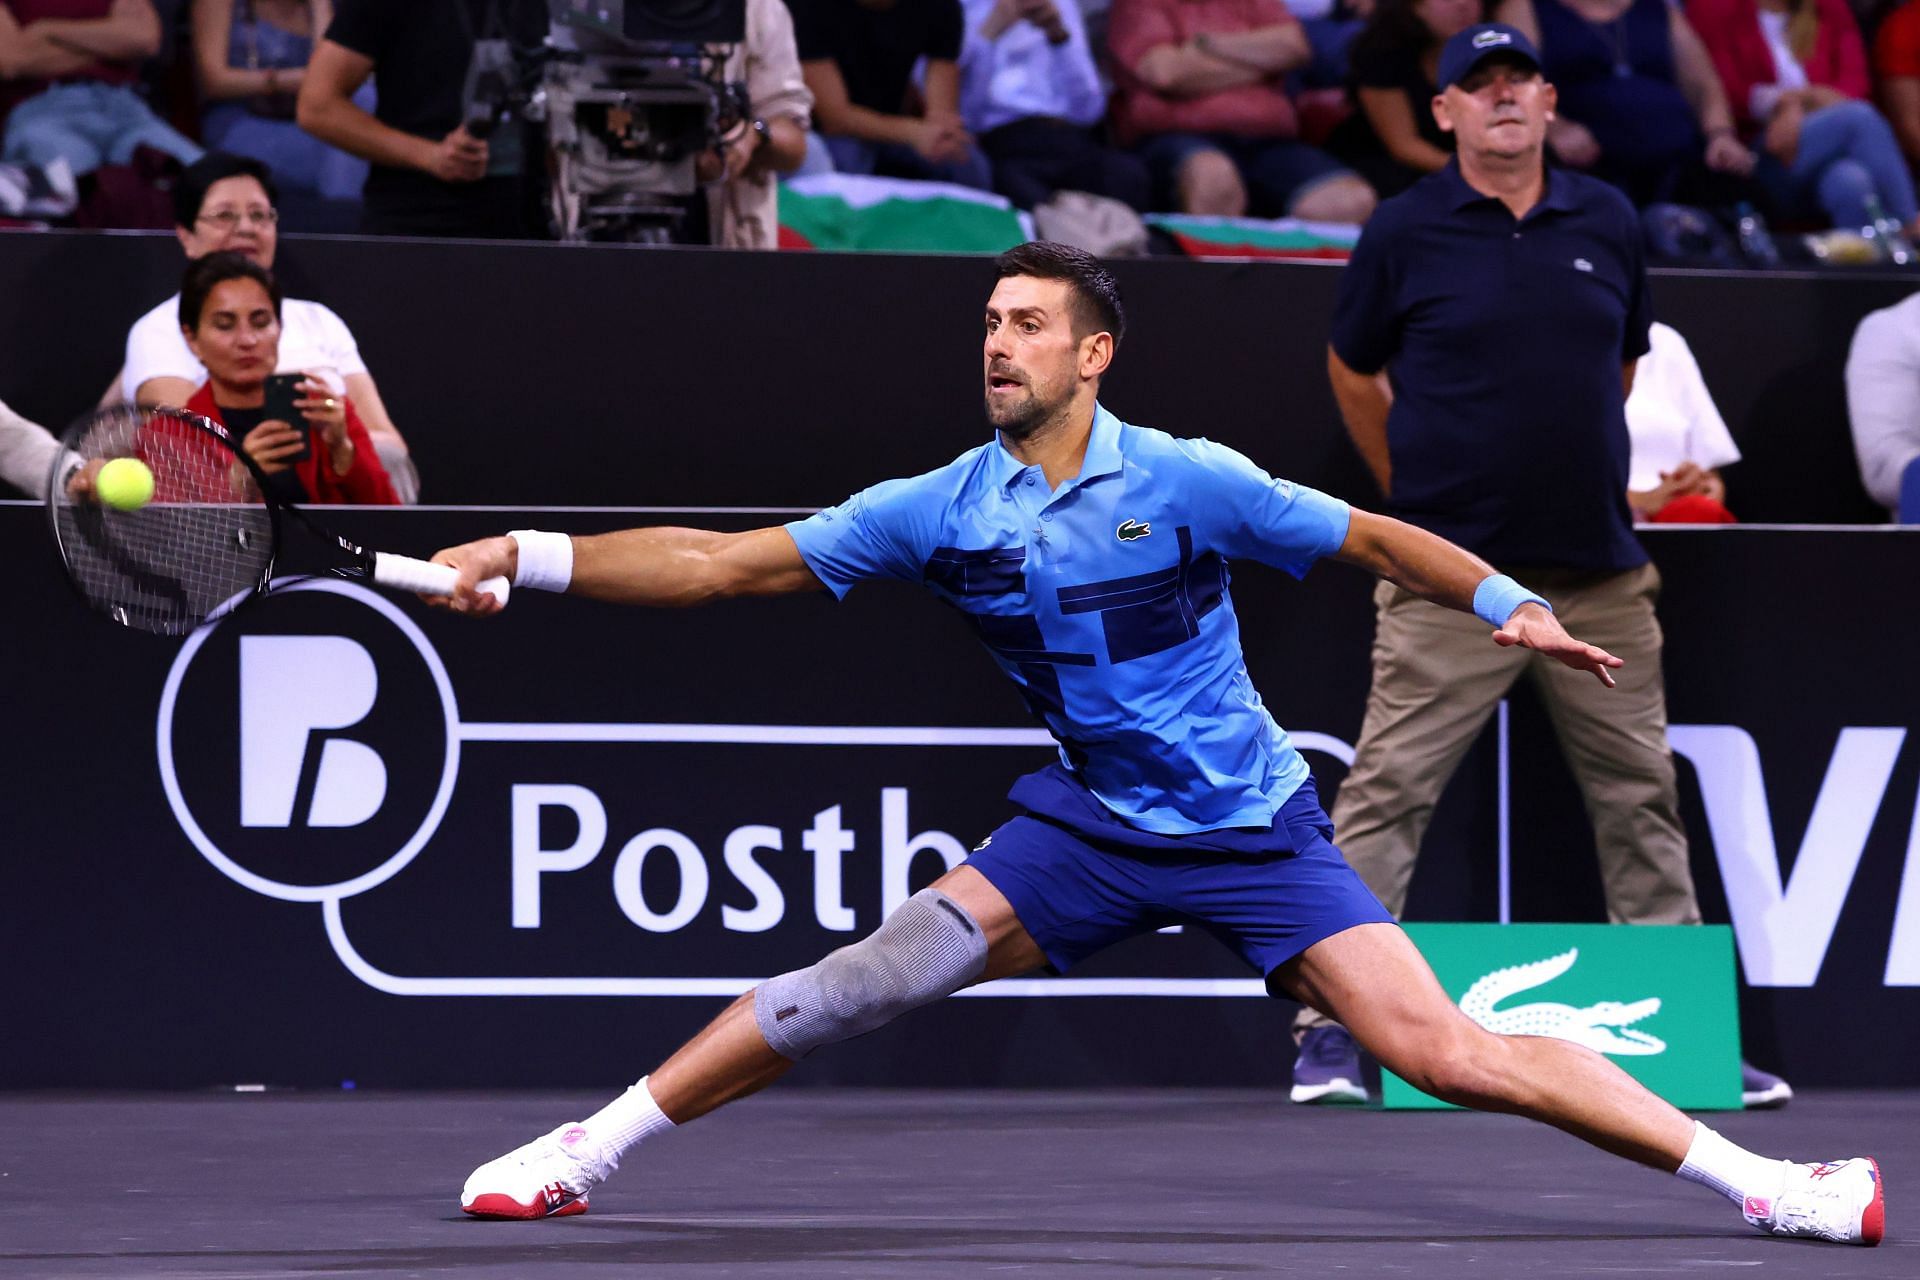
1381;923;1743;1111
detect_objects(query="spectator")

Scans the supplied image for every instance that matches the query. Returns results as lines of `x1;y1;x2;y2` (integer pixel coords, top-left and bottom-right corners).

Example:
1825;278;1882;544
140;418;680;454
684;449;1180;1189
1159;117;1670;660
191;0;371;206
1290;0;1375;87
0;394;61;495
1845;290;1920;518
1108;0;1378;222
1625;322;1740;523
113;152;418;501
297;0;550;238
700;0;813;248
0;1;201;178
178;252;399;505
1874;0;1920;168
1326;0;1488;197
956;0;1151;209
1690;0;1916;236
787;0;994;189
1496;0;1756;208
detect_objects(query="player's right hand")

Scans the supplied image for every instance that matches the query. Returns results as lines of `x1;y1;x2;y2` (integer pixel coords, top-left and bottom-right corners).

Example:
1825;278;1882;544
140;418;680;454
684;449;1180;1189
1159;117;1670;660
428;535;516;616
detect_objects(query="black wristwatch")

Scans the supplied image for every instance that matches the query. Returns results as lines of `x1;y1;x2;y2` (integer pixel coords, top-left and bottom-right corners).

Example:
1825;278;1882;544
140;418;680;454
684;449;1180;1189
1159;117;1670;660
750;117;771;146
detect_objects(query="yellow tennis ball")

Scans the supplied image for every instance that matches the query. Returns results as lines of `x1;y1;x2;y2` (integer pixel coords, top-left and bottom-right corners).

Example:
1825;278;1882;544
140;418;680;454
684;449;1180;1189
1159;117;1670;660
97;457;155;512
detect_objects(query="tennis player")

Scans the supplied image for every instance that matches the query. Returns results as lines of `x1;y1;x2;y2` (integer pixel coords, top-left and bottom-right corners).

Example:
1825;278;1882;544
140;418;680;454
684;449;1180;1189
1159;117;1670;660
428;242;1882;1246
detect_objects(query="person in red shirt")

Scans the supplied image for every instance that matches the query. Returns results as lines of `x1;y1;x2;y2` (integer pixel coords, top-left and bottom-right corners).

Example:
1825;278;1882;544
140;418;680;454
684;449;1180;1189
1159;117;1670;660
1874;0;1920;168
177;251;398;505
1107;0;1377;221
1690;0;1917;234
0;0;201;176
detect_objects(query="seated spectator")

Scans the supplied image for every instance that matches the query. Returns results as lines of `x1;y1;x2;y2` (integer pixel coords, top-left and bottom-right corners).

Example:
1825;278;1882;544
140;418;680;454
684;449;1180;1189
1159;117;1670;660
956;0;1151;209
1691;0;1917;236
1875;0;1920;169
1496;0;1755;208
1846;290;1920;518
297;0;551;239
178;252;399;505
1625;321;1740;523
191;0;372;206
1107;0;1377;222
0;1;201;179
1325;0;1487;196
787;0;993;190
700;0;814;248
1289;0;1372;88
112;152;418;500
0;394;61;495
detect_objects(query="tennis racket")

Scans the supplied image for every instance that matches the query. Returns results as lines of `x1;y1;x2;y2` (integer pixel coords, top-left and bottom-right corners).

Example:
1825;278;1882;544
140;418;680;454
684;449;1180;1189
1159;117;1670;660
47;403;507;636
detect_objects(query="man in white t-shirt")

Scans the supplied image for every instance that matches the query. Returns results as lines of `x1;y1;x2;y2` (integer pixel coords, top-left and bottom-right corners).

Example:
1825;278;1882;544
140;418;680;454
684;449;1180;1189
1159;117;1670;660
110;152;419;502
1847;290;1920;520
1623;321;1741;522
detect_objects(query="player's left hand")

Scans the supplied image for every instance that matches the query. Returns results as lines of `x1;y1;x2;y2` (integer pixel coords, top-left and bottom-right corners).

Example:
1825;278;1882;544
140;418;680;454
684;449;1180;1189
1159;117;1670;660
1492;602;1623;687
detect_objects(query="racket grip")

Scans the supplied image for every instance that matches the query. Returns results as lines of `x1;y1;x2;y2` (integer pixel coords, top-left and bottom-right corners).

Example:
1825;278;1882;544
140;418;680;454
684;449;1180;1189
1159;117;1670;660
372;552;510;606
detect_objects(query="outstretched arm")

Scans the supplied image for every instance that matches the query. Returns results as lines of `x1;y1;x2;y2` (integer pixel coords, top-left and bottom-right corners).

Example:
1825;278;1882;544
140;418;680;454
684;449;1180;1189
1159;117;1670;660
1330;508;1623;686
429;525;822;615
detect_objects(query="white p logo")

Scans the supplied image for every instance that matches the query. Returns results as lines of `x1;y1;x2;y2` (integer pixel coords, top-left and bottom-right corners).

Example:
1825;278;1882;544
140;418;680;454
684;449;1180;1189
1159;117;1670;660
240;636;388;828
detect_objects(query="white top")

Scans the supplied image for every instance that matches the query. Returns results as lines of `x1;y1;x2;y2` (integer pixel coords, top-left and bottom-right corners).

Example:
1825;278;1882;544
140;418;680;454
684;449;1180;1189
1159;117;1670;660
0;396;62;496
123;294;368;401
1624;322;1742;491
1750;10;1810;121
1845;290;1920;514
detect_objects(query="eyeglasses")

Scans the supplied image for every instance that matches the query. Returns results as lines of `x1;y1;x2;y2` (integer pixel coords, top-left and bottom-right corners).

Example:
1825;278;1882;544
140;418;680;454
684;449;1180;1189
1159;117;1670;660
198;208;279;230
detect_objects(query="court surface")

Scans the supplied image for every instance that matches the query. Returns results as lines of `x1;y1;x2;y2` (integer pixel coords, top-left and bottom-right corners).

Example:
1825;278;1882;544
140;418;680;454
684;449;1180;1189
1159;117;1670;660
4;1089;1908;1278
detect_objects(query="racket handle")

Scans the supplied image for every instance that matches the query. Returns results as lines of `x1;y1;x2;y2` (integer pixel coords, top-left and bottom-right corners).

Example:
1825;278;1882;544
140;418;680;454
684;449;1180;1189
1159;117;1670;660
372;552;510;606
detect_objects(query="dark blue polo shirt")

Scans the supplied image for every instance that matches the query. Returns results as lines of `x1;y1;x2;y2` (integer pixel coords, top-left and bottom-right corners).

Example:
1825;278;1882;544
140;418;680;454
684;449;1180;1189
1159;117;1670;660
1329;160;1651;572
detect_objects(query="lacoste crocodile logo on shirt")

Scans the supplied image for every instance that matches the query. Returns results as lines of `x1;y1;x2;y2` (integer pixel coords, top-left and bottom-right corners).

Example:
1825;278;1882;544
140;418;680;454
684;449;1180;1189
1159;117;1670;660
1116;519;1151;542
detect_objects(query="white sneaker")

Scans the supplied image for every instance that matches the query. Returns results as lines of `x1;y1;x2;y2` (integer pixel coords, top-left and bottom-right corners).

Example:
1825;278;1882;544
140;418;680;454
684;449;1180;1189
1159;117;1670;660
461;1123;610;1219
1743;1158;1884;1246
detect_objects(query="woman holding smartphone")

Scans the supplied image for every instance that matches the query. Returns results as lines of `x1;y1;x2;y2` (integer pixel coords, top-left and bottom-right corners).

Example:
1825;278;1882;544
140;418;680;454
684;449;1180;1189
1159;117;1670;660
178;252;399;505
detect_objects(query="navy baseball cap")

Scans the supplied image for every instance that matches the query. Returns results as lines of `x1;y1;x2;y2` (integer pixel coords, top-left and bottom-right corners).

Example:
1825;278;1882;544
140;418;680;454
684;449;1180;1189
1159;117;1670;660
1437;23;1543;89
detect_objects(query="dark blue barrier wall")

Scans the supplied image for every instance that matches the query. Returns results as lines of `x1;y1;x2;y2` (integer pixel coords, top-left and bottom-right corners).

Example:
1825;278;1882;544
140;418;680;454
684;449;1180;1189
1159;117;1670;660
0;232;1910;521
2;502;1915;1088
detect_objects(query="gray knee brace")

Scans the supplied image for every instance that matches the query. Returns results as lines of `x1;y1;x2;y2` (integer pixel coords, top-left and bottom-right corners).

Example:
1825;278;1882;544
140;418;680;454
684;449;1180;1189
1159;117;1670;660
753;887;988;1060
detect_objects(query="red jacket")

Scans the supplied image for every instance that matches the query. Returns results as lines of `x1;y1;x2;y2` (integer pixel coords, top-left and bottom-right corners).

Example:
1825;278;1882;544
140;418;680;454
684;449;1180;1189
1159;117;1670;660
1689;0;1872;134
187;383;400;505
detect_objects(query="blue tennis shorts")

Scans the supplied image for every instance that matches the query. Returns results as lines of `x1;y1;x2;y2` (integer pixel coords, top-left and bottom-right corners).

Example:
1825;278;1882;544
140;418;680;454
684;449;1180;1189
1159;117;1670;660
965;765;1395;982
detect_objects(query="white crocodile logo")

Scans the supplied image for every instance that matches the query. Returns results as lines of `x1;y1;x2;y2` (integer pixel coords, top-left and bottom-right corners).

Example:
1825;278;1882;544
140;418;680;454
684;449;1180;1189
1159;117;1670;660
1457;948;1666;1056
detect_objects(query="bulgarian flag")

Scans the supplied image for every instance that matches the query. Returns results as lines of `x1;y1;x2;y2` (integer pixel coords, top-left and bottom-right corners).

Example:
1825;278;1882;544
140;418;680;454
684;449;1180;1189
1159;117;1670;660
1146;213;1360;261
779;174;1034;254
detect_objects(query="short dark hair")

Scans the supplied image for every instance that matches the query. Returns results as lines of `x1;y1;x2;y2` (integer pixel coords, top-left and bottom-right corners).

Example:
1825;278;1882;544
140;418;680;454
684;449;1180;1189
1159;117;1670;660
179;252;282;331
992;241;1126;348
173;152;278;230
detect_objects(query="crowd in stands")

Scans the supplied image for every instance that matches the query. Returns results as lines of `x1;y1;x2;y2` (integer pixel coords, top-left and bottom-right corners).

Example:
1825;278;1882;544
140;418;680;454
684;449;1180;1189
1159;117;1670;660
2;0;1918;519
5;0;1920;252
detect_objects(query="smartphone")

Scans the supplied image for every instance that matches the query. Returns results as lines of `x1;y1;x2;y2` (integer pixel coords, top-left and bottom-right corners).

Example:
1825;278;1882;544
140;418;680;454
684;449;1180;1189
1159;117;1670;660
261;372;312;464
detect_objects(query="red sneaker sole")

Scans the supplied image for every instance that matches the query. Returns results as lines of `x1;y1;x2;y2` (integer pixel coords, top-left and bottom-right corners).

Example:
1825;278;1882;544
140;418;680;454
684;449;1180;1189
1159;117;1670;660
1861;1159;1884;1246
462;1193;589;1220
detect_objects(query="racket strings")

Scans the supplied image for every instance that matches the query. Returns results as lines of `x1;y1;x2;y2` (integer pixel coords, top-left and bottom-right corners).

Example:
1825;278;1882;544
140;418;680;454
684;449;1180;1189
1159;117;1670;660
53;405;274;635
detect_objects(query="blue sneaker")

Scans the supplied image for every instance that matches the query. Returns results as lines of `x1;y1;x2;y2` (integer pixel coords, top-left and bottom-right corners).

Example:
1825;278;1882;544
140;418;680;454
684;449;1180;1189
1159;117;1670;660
1290;1025;1367;1105
1742;1060;1794;1109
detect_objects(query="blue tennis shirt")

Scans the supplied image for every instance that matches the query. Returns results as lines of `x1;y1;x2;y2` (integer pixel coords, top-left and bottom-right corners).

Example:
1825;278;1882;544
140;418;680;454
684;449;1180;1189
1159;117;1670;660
786;404;1352;834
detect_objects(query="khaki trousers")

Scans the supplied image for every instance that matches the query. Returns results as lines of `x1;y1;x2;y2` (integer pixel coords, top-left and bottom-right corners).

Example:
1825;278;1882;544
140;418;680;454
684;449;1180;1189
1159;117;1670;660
1295;563;1700;1035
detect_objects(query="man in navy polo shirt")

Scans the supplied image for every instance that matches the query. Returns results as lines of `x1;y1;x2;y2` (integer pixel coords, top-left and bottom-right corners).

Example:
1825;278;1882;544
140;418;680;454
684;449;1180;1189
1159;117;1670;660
427;241;1878;1246
1289;24;1792;1110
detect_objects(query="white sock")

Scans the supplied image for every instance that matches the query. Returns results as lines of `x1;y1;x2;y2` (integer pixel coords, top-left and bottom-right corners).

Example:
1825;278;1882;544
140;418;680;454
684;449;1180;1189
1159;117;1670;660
1676;1122;1789;1208
580;1075;676;1171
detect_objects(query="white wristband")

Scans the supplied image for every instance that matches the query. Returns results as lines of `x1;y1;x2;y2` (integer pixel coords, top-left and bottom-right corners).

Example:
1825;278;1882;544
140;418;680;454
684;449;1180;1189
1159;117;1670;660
509;529;573;593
